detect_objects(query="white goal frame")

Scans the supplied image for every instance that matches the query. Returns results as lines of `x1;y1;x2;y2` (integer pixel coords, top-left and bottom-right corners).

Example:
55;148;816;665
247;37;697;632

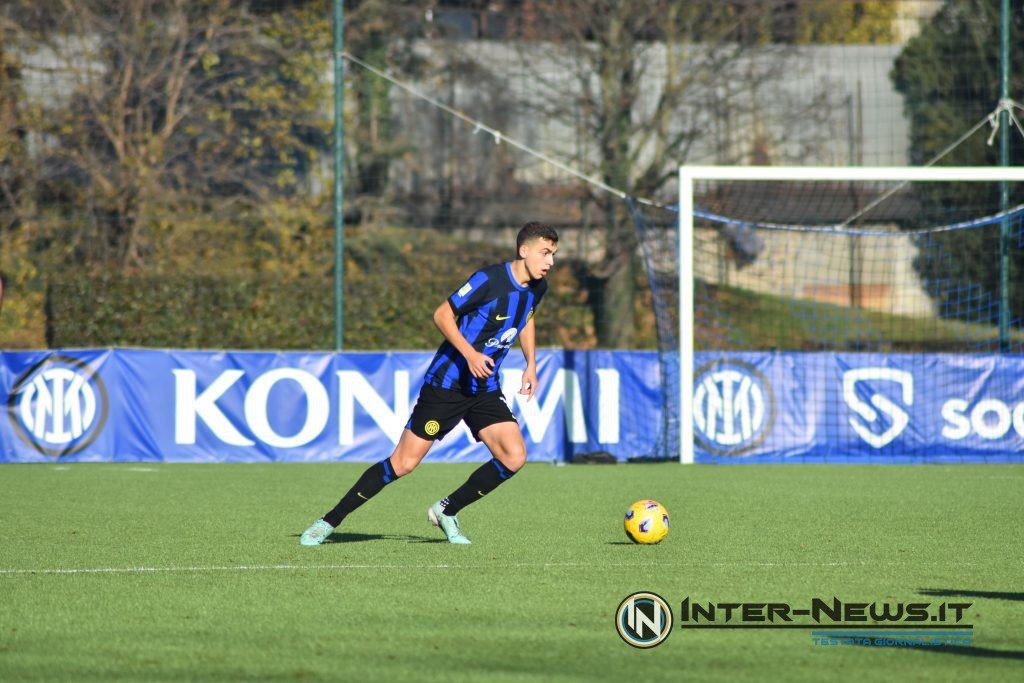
677;165;1024;464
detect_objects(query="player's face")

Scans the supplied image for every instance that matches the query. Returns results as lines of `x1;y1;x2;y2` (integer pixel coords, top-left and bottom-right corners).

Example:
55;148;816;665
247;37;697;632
520;238;558;280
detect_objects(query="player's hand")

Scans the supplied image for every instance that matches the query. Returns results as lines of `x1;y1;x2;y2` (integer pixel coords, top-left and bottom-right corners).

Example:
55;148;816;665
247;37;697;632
519;367;538;401
466;351;495;379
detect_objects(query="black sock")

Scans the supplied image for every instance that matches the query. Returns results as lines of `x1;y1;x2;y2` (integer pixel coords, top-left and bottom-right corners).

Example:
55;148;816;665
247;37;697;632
322;458;398;527
441;458;516;516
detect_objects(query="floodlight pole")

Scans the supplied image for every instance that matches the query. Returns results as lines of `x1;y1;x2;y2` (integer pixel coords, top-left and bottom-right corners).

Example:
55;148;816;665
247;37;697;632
333;0;345;350
998;0;1011;352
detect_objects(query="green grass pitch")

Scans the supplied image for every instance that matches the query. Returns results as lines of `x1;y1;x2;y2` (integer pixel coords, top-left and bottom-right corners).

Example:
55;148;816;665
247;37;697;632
1;462;1021;682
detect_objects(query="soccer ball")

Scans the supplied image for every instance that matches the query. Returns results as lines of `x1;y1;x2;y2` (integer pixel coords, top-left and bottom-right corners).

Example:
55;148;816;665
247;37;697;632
623;500;669;544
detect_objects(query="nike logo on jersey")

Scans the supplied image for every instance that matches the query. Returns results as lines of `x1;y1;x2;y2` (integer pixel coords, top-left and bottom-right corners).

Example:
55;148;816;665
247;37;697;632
496;314;511;320
357;492;368;500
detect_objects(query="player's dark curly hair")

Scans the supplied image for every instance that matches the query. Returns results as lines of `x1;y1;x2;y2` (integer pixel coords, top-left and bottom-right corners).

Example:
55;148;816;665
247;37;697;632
515;221;559;254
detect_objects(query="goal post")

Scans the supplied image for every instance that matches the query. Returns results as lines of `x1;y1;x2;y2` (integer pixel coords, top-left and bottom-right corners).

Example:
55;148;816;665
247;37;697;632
676;165;1024;464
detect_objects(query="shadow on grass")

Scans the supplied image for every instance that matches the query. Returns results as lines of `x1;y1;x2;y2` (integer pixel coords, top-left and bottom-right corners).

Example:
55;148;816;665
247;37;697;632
323;532;388;544
288;531;446;544
918;588;1024;602
854;587;1024;661
401;535;454;544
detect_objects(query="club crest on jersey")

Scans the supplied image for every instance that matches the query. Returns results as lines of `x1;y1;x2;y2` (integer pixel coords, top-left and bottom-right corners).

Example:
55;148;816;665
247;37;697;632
485;327;518;350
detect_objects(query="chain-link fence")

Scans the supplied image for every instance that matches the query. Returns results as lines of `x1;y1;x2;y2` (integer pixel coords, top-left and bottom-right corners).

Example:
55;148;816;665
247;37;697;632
3;1;1020;352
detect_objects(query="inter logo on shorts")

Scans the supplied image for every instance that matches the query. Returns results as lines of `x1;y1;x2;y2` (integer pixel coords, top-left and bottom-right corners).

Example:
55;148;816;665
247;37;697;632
7;355;109;457
615;592;673;648
424;420;440;436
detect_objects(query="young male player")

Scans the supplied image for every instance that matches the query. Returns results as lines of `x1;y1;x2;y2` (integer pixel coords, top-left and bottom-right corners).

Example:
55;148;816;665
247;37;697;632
299;222;559;546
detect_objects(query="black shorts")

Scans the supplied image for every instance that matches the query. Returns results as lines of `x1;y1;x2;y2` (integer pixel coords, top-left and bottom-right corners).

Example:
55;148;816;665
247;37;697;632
406;384;518;442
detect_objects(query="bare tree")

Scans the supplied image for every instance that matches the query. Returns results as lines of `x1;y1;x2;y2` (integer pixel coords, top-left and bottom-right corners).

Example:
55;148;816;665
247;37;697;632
0;43;30;239
511;0;854;346
345;0;425;222
6;0;328;272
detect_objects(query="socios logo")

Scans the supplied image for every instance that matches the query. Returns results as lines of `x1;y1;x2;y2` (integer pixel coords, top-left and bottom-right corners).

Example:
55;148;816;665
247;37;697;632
842;367;913;449
693;359;775;456
7;355;109;457
615;592;673;649
485;327;518;349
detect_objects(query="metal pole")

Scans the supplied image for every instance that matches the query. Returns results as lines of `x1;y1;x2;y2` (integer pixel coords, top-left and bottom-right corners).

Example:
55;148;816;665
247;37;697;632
333;0;345;350
678;170;694;464
999;0;1011;351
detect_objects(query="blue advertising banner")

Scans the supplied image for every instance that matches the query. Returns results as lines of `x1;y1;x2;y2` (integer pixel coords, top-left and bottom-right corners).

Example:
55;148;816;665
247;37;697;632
0;349;659;463
3;349;1023;463
690;352;1024;463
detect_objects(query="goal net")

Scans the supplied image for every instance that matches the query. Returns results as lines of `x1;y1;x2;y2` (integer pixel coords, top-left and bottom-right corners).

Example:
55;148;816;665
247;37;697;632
636;166;1024;463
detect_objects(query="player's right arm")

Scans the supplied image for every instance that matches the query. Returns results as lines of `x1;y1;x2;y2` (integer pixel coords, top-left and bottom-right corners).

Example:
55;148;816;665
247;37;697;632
433;301;494;378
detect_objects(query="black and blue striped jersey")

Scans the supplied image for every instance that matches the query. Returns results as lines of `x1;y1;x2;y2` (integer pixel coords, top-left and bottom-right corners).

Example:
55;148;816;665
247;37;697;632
423;262;547;394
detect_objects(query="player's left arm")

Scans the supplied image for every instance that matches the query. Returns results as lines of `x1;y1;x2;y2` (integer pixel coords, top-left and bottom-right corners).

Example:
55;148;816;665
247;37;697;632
518;316;538;401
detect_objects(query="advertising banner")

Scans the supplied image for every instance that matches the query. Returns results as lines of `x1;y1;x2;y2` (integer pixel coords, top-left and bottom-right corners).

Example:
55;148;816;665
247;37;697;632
3;349;1023;463
690;352;1024;463
0;349;658;463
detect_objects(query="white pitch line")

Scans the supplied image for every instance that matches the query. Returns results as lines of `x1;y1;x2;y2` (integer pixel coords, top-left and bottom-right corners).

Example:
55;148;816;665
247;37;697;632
0;560;976;576
0;564;419;575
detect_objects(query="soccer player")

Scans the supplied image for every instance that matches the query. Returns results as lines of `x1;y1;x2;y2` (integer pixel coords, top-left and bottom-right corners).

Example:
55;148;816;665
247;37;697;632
299;222;559;546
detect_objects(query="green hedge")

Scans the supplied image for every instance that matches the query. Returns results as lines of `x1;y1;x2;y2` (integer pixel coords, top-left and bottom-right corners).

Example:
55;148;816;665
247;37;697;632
44;229;620;349
47;272;607;350
48;275;327;349
42;224;666;350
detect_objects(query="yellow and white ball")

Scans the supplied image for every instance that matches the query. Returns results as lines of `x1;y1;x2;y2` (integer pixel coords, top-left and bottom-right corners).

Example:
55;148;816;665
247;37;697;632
624;500;669;544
